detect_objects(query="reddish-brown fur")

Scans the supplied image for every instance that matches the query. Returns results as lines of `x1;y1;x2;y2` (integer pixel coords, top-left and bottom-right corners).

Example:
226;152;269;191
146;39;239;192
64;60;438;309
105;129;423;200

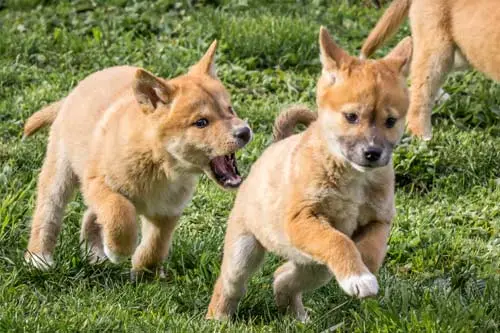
206;27;412;321
362;0;500;139
24;41;252;275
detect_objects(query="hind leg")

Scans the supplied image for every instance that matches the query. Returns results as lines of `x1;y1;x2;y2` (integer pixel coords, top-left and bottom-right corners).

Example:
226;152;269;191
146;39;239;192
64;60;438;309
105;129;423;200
130;215;179;280
434;50;470;105
407;7;454;140
80;209;106;264
26;137;76;269
206;223;265;320
83;178;138;264
273;262;332;322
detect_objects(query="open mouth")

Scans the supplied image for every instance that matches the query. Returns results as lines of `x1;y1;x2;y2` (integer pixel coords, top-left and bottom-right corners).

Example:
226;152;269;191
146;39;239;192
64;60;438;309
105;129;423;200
209;153;242;188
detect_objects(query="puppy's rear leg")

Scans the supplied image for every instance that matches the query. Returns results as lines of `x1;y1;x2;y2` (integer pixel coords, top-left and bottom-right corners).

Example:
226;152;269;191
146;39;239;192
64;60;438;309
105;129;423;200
26;138;76;269
407;11;454;140
83;179;137;263
80;209;106;264
273;262;332;322
206;224;265;320
131;215;179;280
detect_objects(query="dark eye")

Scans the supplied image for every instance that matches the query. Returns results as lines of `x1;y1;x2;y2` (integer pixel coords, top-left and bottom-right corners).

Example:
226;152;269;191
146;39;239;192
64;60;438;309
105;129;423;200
344;113;359;124
385;117;397;128
194;118;209;128
228;106;235;114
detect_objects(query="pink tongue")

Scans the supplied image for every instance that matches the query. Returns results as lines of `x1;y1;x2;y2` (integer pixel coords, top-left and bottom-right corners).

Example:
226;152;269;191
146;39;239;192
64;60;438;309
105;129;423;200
210;155;242;187
213;156;234;176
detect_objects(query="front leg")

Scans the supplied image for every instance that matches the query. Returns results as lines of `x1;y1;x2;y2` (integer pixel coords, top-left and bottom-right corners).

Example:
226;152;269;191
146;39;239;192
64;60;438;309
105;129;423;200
131;215;179;279
353;221;391;274
285;206;378;298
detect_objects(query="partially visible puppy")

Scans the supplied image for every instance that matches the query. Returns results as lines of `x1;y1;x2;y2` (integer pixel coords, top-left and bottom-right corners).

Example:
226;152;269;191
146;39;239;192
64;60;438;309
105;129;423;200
361;0;500;140
23;41;252;277
206;27;412;321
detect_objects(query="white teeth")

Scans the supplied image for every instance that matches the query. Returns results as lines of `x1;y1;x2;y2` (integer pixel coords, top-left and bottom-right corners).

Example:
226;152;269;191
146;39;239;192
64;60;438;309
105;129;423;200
224;178;241;187
211;153;241;187
224;173;242;186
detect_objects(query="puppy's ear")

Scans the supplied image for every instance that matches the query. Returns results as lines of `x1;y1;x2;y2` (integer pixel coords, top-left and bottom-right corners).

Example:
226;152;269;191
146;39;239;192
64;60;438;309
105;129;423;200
319;26;352;84
189;40;218;78
133;69;174;113
384;36;412;77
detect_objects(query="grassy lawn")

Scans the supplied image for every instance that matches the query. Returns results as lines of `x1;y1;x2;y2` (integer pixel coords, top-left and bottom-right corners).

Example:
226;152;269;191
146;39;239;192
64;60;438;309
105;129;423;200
1;0;499;331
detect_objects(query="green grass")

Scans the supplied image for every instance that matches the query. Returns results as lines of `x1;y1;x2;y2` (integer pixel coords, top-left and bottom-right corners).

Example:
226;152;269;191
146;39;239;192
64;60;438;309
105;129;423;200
1;0;499;332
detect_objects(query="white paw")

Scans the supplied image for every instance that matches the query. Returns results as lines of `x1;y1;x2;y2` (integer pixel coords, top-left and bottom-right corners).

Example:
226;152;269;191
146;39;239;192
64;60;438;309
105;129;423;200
422;132;433;141
89;255;107;265
338;273;379;298
80;243;107;265
103;244;128;264
295;309;310;323
435;88;451;105
25;253;54;270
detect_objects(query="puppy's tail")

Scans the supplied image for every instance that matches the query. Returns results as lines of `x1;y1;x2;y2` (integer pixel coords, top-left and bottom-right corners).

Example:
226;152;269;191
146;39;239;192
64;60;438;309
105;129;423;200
273;105;317;142
361;0;411;59
23;99;63;138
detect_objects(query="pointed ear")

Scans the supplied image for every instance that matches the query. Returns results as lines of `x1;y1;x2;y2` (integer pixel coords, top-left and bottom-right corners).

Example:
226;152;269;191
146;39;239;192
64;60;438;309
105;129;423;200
384;36;413;77
133;69;174;113
319;26;352;84
189;40;218;78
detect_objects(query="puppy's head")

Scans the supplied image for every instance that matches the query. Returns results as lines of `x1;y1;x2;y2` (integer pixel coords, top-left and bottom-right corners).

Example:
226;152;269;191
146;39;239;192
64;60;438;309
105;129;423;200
316;27;412;170
133;41;251;189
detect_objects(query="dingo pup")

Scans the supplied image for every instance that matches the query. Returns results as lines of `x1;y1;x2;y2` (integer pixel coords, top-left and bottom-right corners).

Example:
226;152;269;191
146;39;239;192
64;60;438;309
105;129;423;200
206;28;412;321
23;41;252;277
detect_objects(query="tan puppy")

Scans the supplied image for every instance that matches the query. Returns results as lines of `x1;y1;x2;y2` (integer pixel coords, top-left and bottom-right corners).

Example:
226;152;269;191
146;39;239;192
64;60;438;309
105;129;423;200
206;27;412;322
361;0;500;140
23;41;252;276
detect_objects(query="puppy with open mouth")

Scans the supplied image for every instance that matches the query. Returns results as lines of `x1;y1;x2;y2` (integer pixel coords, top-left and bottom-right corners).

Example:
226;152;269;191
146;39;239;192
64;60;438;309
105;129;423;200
206;28;412;321
23;41;252;276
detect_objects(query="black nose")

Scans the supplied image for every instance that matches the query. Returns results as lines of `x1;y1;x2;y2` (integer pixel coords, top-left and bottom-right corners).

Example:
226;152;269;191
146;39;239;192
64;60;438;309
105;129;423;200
364;147;382;162
233;126;251;144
